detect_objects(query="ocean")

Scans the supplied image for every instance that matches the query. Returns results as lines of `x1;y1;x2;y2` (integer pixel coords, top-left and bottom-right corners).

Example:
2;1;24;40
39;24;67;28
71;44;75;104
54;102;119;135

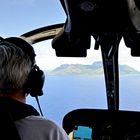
27;74;140;125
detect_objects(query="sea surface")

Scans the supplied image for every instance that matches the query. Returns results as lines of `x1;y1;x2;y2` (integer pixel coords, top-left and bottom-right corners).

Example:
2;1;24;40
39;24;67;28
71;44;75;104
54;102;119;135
27;74;140;125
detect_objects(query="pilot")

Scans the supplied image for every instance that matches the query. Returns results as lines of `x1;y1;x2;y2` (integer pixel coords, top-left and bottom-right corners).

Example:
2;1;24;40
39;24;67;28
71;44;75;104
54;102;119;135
0;36;70;140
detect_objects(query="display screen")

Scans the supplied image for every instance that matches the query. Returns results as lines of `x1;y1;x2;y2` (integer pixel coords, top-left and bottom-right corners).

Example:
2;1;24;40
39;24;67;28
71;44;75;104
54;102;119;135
73;125;92;140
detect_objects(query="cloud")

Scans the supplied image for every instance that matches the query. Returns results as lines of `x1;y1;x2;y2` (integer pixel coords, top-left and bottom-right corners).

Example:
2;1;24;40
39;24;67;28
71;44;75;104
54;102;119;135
33;38;140;71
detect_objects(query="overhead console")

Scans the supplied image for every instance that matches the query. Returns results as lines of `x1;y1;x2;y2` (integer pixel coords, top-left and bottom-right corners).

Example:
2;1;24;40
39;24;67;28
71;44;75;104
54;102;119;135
52;0;140;57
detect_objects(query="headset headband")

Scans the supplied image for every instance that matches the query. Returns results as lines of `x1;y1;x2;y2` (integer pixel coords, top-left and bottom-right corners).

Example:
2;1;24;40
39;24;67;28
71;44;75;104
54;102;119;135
0;36;36;65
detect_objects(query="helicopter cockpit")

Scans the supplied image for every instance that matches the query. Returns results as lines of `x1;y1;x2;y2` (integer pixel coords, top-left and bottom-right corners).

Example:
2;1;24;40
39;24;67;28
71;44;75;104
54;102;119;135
2;0;140;139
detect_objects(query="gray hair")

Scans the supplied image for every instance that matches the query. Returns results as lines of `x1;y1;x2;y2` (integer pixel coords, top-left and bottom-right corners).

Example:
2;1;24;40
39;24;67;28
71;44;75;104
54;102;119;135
0;42;33;94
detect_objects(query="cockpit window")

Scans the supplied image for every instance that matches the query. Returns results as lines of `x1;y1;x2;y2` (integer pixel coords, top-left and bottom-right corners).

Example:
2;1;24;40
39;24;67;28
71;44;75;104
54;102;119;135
26;38;140;125
1;0;140;126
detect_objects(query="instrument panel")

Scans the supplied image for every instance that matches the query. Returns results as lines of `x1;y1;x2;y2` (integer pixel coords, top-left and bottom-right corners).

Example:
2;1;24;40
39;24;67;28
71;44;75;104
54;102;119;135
63;109;140;140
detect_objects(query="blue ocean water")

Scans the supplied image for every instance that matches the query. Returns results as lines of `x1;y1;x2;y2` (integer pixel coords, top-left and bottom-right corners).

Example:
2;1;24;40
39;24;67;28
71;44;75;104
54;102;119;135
27;74;140;125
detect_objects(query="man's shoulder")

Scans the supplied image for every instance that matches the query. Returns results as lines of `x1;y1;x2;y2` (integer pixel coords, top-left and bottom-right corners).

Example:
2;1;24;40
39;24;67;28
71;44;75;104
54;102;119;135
15;116;69;140
16;115;59;129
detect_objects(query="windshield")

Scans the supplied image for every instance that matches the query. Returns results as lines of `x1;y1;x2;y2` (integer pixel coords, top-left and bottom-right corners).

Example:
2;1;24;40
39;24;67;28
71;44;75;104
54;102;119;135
1;0;140;125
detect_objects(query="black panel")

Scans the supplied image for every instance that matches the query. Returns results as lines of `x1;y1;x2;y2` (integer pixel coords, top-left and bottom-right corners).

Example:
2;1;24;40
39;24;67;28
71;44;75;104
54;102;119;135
63;109;140;140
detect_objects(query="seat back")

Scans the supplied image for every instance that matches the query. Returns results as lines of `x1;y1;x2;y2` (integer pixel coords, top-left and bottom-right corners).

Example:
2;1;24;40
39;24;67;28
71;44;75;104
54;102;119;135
0;108;21;140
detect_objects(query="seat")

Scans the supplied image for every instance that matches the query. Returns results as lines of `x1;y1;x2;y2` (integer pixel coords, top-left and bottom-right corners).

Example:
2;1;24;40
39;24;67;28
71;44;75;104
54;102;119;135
0;108;21;140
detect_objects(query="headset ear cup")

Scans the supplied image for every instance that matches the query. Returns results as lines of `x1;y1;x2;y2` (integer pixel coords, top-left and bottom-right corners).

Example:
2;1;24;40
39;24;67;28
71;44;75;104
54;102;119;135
25;65;45;97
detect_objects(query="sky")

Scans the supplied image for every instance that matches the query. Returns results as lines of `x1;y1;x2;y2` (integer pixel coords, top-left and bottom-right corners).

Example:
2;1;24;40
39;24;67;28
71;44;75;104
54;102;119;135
1;0;140;71
0;0;65;37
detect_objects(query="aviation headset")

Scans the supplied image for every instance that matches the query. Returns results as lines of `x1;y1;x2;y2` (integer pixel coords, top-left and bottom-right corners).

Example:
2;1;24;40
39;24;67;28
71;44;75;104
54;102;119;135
0;36;45;97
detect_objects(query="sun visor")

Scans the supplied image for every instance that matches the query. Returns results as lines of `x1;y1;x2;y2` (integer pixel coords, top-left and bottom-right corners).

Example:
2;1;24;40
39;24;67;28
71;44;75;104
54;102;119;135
52;26;91;57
